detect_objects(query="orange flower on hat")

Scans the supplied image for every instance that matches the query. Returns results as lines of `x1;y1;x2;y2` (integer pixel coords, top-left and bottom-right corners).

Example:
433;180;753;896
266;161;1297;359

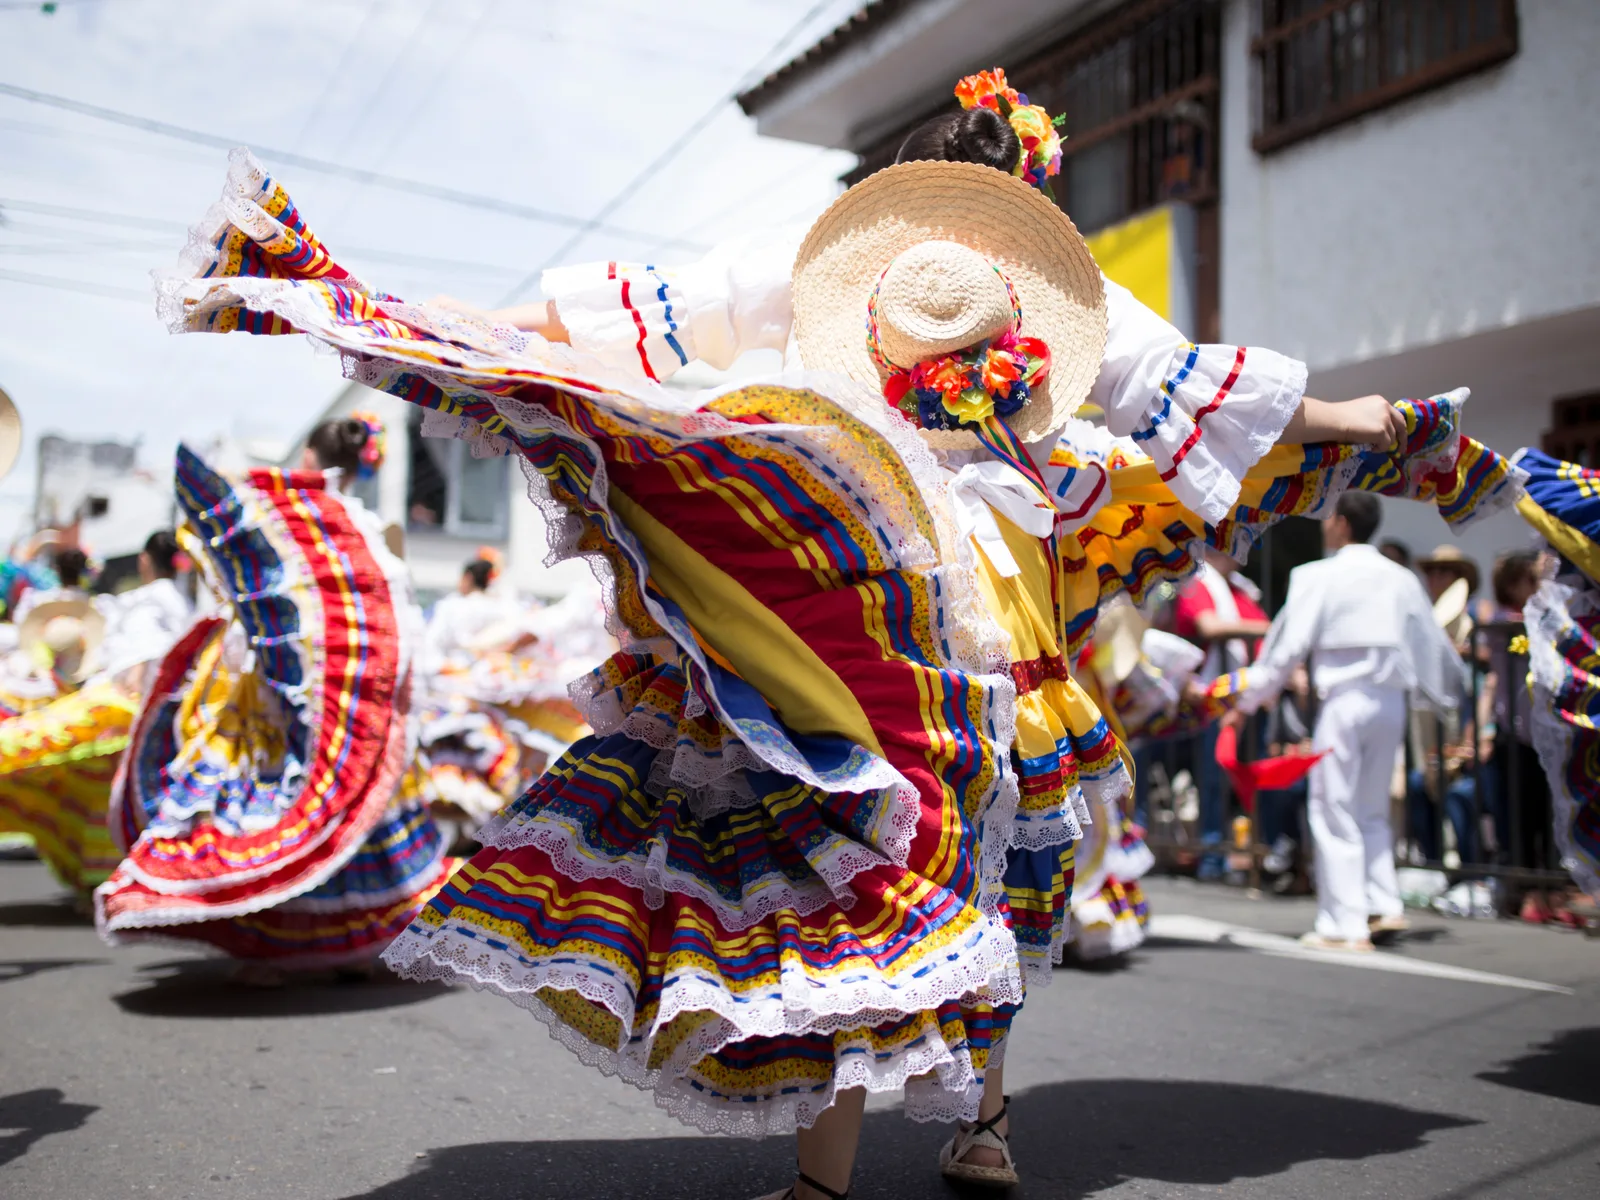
954;68;1020;113
919;355;972;396
980;346;1022;393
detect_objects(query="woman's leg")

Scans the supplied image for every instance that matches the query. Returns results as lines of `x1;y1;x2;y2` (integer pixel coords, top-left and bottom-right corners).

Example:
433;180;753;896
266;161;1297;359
793;1087;865;1199
955;1062;1010;1168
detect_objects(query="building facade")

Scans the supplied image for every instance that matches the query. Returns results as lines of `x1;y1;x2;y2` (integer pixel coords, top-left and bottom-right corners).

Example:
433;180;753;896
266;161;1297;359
740;0;1600;584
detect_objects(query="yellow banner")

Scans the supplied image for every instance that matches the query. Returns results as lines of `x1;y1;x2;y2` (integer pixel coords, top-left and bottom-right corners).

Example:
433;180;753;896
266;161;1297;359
1086;206;1174;322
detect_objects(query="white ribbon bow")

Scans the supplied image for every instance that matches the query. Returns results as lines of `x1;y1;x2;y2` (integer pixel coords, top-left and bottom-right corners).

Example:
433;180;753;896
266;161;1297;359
948;460;1056;577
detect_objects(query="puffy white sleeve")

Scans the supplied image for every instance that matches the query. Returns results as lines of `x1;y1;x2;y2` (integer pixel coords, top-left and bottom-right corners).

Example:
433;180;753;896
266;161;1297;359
539;229;801;382
1091;279;1307;525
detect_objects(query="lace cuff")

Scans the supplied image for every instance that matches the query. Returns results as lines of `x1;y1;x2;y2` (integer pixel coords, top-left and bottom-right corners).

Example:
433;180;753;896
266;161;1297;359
1123;342;1307;526
540;234;797;383
539;261;700;382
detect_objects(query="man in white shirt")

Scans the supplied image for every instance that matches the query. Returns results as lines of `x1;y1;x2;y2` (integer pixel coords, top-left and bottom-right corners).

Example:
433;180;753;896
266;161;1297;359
1237;492;1465;951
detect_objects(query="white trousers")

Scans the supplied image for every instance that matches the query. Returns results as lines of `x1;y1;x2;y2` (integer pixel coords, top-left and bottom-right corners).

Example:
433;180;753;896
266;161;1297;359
1309;684;1407;941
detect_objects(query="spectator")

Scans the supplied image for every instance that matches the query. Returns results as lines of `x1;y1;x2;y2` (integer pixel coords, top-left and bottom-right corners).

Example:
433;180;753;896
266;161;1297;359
1379;539;1413;570
1479;549;1560;919
1237;492;1464;952
1173;547;1270;874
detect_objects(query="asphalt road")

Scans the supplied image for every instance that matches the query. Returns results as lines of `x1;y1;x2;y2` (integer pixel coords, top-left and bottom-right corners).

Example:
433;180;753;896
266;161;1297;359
2;862;1597;1199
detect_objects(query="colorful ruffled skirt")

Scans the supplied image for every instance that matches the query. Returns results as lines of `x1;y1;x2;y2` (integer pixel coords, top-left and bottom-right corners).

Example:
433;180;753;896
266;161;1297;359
0;680;135;895
153;149;1523;1131
95;448;452;966
1515;449;1600;901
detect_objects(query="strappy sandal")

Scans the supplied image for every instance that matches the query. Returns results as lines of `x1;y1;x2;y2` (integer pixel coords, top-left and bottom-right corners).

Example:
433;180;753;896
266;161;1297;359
939;1096;1019;1188
752;1167;850;1199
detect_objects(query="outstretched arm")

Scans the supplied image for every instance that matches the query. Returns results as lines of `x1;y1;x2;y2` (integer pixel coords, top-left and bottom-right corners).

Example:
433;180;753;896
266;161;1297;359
430;296;571;342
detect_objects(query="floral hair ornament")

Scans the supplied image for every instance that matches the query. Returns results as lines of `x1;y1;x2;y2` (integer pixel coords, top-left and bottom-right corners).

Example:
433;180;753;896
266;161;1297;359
954;68;1066;193
868;260;1052;433
475;545;505;582
349;409;387;479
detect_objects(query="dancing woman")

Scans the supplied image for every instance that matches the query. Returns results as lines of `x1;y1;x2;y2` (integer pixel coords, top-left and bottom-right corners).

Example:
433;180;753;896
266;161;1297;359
0;531;194;900
149;67;1517;1195
95;419;453;981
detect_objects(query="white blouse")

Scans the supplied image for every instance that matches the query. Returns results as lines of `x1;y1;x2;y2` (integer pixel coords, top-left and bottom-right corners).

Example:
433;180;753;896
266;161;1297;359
541;231;1307;527
94;576;194;682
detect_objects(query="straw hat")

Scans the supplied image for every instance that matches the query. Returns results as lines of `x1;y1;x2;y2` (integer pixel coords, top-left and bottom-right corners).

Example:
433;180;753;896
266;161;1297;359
1433;576;1472;644
18;597;104;684
1417;543;1480;595
792;160;1107;448
0;387;21;483
1092;602;1149;687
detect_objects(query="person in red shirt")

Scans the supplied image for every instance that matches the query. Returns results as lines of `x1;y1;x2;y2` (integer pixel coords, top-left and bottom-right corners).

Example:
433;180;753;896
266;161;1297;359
1173;548;1271;863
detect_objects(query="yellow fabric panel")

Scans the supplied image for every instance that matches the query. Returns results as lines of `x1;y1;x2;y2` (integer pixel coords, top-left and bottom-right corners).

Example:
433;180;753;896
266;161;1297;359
1086;206;1174;322
607;484;885;759
968;509;1061;664
1519;495;1600;589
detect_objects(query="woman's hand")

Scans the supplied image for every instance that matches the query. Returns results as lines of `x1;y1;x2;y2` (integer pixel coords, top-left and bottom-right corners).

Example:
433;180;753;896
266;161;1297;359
1287;395;1408;451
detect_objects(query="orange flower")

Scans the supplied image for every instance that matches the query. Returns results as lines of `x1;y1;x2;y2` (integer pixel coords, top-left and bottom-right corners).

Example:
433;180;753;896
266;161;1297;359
918;355;972;396
954;68;1019;112
980;348;1021;393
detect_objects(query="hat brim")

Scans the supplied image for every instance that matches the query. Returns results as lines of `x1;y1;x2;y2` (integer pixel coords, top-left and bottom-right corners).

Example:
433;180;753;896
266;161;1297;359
0;388;21;484
792;161;1108;448
17;597;105;682
1418;552;1480;595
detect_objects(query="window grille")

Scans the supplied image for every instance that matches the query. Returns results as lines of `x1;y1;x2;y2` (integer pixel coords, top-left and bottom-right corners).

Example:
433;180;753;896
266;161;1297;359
1253;0;1518;153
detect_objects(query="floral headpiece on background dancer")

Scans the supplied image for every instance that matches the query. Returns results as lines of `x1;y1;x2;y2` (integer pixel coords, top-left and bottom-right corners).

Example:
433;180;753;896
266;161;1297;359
474;545;504;583
348;409;387;479
954;68;1066;193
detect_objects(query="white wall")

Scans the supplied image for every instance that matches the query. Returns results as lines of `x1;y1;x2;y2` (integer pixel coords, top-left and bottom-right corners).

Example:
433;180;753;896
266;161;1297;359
1306;302;1600;583
1219;0;1600;371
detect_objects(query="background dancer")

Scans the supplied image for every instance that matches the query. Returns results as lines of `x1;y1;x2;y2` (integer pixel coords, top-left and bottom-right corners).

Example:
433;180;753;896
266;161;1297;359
95;421;452;985
1236;492;1468;952
0;529;193;901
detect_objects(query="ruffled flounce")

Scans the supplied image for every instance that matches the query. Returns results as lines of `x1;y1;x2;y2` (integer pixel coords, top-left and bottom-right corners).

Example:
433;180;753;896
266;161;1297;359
1524;569;1600;901
96;447;436;955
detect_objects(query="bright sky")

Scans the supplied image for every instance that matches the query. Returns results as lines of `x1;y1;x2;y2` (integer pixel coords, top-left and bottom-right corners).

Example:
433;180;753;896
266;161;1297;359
0;0;861;541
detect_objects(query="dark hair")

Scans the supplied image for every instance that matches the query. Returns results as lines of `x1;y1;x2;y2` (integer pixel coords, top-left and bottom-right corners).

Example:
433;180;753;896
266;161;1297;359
53;546;89;589
462;559;495;591
1334;492;1382;544
895;106;1020;174
306;417;372;477
1491;549;1540;608
144;530;181;578
1378;538;1412;568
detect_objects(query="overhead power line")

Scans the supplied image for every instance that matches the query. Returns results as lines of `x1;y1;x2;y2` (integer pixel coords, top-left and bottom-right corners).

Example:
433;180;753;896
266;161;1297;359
495;0;844;306
0;266;147;302
0;196;533;277
0;81;710;252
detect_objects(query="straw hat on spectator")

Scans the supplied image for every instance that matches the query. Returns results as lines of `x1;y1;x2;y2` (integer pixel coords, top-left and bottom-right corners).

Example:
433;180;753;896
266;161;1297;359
1417;544;1481;595
791;160;1107;448
1432;576;1473;645
18;598;103;684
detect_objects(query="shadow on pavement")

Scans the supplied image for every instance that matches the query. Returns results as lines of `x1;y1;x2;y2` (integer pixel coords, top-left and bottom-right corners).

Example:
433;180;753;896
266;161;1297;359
111;958;452;1019
0;1088;97;1168
0;958;108;984
1477;1027;1600;1108
0;897;90;928
337;1078;1476;1199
